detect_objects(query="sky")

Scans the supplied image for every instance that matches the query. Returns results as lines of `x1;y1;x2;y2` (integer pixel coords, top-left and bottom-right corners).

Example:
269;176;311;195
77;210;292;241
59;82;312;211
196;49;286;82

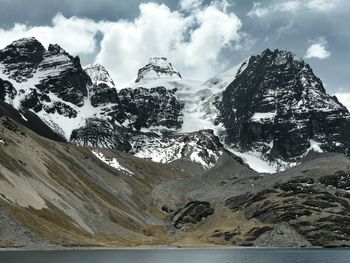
0;0;348;104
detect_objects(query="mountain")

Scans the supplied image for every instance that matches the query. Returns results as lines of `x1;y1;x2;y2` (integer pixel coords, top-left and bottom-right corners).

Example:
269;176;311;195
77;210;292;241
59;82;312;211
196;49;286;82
135;57;182;83
0;38;222;169
1;37;350;248
1;38;350;173
216;49;350;170
84;63;115;88
1;116;350;247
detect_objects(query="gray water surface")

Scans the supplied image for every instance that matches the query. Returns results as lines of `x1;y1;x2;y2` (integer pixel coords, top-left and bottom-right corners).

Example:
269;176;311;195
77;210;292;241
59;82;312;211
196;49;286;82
0;248;349;263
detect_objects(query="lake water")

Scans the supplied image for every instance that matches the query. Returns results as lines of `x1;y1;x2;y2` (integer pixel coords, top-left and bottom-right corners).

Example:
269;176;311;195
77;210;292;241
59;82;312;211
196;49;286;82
0;248;349;263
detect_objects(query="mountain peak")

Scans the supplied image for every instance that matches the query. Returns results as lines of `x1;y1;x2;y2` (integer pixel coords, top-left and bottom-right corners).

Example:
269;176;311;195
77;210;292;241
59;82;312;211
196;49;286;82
84;63;115;88
7;37;42;48
1;37;45;57
0;37;45;81
259;48;302;64
47;44;69;56
217;49;350;168
148;56;171;66
135;57;182;83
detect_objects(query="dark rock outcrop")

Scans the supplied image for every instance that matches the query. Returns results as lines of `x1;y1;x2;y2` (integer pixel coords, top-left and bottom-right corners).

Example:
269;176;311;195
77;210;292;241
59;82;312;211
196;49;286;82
224;171;350;247
216;49;350;163
0;37;45;81
319;171;350;190
90;84;119;107
70;118;132;151
84;64;119;107
35;44;90;106
116;87;183;130
171;201;214;229
0;79;17;101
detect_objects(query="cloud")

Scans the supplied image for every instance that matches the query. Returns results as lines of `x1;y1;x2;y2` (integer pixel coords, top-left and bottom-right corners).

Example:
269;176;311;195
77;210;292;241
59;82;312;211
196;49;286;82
96;2;245;86
305;39;331;59
248;1;301;17
307;0;339;12
334;93;350;111
0;1;247;87
248;0;341;17
179;0;204;10
0;14;99;55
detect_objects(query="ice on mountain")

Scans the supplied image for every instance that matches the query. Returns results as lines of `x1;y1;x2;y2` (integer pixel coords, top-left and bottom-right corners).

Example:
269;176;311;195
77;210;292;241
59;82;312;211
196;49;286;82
84;63;115;88
135;57;182;83
250;111;277;122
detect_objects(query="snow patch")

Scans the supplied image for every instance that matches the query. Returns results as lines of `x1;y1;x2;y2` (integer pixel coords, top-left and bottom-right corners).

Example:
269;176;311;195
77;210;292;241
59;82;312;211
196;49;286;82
92;150;134;175
19;112;28;121
227;148;277;173
227;147;297;174
304;139;324;155
84;63;115;88
251;111;277;122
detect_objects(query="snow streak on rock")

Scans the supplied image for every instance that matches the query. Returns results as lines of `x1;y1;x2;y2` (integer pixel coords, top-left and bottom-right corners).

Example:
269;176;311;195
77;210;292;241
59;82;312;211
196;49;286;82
91;150;134;175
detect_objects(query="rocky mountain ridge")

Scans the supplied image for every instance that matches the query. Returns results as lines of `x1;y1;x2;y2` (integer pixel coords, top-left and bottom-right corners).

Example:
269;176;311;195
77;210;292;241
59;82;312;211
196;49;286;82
216;49;350;170
0;37;349;173
135;57;182;83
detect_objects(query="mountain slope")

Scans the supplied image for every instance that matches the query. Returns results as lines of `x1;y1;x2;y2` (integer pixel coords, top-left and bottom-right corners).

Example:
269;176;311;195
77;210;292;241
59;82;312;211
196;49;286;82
2;116;350;247
1;37;350;247
0;116;190;246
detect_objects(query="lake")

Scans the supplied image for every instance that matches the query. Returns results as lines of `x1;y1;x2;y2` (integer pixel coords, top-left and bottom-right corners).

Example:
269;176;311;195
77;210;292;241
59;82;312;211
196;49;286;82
0;248;349;263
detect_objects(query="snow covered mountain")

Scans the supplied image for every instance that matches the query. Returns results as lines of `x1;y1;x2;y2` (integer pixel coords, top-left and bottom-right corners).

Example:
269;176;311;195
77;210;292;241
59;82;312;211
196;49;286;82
84;63;115;88
135;57;182;82
0;38;222;169
1;37;349;173
216;49;350;171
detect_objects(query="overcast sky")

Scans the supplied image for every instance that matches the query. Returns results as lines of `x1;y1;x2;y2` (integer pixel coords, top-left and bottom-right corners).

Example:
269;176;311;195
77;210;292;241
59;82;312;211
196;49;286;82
0;0;348;98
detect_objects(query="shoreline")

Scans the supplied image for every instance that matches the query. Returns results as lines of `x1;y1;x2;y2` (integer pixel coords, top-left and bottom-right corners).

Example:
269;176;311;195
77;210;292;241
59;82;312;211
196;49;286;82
0;245;336;252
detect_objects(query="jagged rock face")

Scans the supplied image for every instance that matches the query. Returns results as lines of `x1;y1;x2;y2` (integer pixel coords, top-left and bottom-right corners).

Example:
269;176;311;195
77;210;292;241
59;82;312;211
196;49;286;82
0;38;90;109
117;87;183;130
132;129;223;169
21;89;46;113
0;39;191;165
217;49;350;162
171;201;214;229
85;63;115;88
70;118;132;151
89;84;119;107
85;64;119;107
135;57;182;83
34;44;90;106
0;37;45;82
0;79;16;101
2;37;350;171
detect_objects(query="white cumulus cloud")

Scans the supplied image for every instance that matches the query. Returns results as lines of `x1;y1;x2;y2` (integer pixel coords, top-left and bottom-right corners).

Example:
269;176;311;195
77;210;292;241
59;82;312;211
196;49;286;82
179;0;204;10
305;39;331;59
96;2;245;86
248;1;301;17
0;14;98;55
0;2;247;87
